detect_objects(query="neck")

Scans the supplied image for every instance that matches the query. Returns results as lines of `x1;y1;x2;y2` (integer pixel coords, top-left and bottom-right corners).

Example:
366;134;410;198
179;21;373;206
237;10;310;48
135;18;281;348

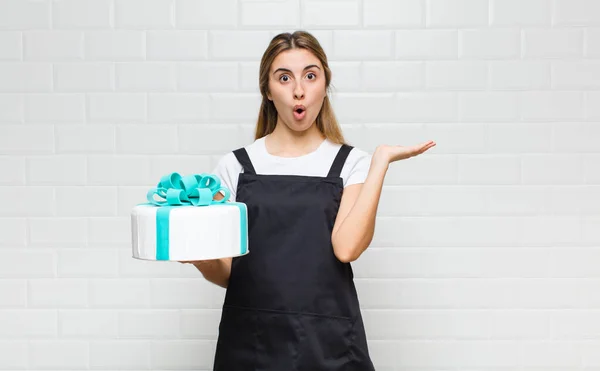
265;118;325;157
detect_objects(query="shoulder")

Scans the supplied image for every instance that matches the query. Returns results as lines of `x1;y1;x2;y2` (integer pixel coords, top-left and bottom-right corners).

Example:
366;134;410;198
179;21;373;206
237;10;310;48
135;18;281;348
340;144;372;187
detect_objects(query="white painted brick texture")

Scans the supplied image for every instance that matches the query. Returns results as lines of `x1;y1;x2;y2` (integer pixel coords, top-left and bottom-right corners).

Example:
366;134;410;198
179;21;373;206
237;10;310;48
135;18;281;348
0;0;598;369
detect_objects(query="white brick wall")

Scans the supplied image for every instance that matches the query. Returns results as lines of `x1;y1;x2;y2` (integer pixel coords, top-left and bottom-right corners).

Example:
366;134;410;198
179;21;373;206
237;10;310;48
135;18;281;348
0;0;598;369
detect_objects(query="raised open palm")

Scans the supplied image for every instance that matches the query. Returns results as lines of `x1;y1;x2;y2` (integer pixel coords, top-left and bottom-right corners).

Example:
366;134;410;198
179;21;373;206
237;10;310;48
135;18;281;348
374;140;436;165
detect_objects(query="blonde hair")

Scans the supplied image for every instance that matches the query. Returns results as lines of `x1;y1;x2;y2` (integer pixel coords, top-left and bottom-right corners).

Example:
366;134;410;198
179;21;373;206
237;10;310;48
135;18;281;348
254;30;346;145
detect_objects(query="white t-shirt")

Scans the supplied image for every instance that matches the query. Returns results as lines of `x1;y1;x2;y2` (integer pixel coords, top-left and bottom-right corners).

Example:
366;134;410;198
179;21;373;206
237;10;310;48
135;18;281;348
211;136;372;202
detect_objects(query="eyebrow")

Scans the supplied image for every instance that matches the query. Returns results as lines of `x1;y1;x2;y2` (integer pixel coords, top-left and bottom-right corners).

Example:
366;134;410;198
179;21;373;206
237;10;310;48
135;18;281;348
272;64;321;75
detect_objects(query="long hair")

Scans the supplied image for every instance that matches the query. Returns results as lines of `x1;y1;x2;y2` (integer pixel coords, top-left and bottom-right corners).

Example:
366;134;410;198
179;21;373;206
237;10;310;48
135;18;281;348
255;31;346;145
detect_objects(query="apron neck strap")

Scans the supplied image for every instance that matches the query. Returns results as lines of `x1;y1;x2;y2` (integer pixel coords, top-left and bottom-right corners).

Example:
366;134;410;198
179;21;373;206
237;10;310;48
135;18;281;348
233;148;257;175
327;144;353;178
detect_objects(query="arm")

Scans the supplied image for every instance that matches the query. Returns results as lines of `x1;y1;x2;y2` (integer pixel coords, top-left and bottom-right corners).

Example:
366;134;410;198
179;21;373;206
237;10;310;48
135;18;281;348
331;141;436;263
331;159;387;263
182;191;232;289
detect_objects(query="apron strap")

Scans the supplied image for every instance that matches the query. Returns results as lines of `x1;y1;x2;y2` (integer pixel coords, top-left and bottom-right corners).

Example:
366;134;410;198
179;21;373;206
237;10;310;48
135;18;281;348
233;148;257;175
327;144;353;178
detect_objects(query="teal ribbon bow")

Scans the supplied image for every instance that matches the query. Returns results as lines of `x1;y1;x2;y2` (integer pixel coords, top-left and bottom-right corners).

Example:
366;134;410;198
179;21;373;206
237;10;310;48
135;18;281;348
146;172;230;206
141;172;246;260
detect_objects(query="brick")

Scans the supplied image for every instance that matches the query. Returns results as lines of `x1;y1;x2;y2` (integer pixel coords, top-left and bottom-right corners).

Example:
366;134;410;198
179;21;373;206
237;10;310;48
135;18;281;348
54;63;114;92
424;123;486;154
176;0;237;28
587;91;600;120
150;340;215;370
147;93;209;123
395;92;457;122
329;61;361;91
0;31;21;60
90;340;151;369
458;155;521;185
147;31;207;61
23;31;84;60
150;279;224;309
241;0;298;27
58;249;119;277
29;218;87;247
0;157;25;184
0;249;56;278
396;30;458;59
1;186;54;217
85;31;145;61
179;124;244;154
0;310;57;337
302;0;359;27
0;280;26;307
554;0;600;26
118;310;180;338
362;62;423;91
383;154;456;185
458;92;520;122
208;93;261;122
176;62;238;92
116;62;175;91
552;61;600;89
89;279;151;308
59;310;118;338
554;123;600;154
88;93;146;122
332;93;396;123
460;30;520;59
0;341;27;369
364;0;423;27
87;156;150;186
0;0;50;29
524;29;584;58
520;91;584;121
427;0;488;27
28;279;88;308
24;94;85;123
520;341;581;367
584;155;600;184
491;0;551;26
586;28;600;57
116;124;179;154
88;217;130;247
118;248;183;278
0;218;27;247
333;30;393;60
209;31;274;60
115;0;174;28
0;93;23;122
55;187;118;217
487;123;552;153
426;61;487;90
27;155;86;185
55;124;115;153
0;63;52;92
29;341;88;369
53;0;112;28
180;309;221;339
522;155;584;184
490;61;551;90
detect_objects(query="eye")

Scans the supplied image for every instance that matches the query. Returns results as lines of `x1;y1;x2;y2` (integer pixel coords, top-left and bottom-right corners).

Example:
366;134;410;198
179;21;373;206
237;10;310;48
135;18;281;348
279;75;290;82
307;72;316;80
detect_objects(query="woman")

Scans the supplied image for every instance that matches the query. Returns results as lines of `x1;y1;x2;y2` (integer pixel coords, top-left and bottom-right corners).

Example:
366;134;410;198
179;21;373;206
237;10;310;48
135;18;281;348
187;30;435;370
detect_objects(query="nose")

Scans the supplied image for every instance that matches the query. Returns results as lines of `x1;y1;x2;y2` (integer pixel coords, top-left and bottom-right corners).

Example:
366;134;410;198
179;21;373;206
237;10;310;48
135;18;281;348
294;82;304;100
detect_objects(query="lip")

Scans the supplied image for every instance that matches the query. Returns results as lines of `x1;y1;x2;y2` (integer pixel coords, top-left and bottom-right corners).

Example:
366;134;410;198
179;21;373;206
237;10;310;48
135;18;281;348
293;105;306;112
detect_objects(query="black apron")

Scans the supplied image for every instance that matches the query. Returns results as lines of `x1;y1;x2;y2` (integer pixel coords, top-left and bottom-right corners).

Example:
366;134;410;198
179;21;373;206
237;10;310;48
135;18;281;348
213;144;375;371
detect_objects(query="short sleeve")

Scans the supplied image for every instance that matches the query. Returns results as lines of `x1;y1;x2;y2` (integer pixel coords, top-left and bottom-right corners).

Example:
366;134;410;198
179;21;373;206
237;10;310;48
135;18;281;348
211;152;242;202
341;148;372;187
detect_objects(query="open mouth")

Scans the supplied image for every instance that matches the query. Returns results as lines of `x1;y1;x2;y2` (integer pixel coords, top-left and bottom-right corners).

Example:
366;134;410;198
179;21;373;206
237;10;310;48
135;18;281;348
293;107;306;120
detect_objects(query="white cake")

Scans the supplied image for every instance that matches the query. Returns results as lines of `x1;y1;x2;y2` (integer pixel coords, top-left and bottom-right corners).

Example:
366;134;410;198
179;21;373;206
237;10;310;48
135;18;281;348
131;172;248;261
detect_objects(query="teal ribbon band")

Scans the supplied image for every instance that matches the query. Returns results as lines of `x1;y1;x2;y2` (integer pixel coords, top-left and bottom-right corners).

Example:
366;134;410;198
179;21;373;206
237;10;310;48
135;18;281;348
140;172;247;260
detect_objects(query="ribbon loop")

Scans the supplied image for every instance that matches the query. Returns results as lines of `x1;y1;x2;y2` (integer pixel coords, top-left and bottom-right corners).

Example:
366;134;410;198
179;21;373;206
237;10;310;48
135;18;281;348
146;172;230;207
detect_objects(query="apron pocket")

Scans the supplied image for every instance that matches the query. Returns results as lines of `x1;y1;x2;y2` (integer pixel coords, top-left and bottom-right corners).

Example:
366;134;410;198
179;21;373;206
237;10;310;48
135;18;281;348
213;305;257;370
255;310;303;370
296;313;353;371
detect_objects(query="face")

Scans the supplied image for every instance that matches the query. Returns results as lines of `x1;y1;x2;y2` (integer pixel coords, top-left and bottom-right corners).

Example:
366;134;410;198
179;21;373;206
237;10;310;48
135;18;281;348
267;48;327;132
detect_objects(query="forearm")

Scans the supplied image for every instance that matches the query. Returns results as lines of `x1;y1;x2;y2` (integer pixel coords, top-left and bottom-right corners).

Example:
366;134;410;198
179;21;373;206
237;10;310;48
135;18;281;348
192;258;231;289
333;159;388;262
